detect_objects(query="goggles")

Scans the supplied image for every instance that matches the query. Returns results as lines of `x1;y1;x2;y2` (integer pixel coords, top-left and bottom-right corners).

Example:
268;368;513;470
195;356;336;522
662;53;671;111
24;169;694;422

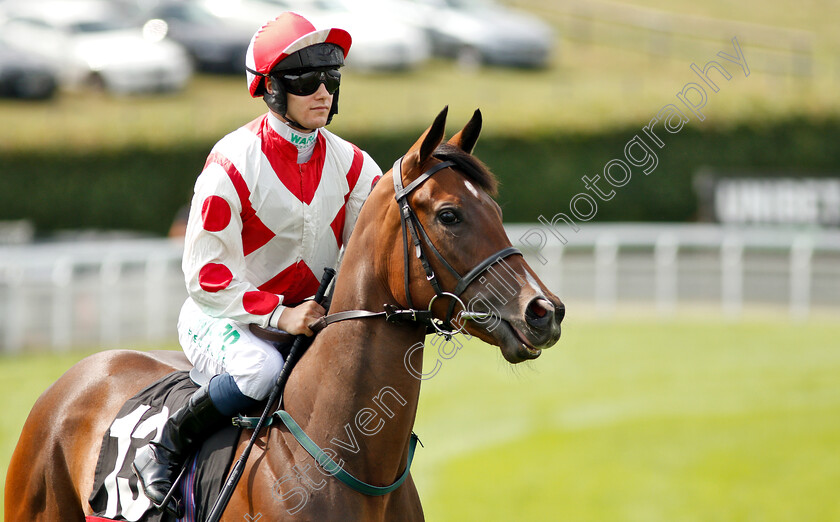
278;69;341;96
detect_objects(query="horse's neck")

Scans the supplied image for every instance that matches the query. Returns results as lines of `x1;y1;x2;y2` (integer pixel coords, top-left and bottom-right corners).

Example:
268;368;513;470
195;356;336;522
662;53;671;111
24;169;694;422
282;253;427;485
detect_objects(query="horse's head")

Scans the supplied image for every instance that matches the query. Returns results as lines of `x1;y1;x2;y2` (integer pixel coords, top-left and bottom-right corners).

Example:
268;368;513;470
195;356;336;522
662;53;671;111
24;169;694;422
366;107;564;363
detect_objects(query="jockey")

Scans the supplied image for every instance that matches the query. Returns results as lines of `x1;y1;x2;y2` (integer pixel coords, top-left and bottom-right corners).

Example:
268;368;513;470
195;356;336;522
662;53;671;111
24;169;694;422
133;12;382;511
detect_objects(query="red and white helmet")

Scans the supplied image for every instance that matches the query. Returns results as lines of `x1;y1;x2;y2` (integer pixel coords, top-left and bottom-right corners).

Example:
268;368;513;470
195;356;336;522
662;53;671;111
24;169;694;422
246;12;351;98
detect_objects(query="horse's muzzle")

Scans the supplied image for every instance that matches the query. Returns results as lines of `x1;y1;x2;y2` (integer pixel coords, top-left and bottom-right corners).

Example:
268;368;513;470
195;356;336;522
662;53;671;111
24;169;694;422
521;296;563;348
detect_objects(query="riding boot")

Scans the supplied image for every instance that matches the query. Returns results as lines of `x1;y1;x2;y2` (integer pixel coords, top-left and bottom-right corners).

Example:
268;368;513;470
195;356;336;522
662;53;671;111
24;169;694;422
132;385;228;511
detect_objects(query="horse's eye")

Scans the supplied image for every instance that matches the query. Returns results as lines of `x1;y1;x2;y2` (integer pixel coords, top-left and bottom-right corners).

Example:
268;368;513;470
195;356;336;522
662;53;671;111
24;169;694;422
438;209;460;225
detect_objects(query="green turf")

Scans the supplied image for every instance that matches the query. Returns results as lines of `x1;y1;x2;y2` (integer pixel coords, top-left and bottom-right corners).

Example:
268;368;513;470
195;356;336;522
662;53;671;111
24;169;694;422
3;319;839;520
411;318;840;521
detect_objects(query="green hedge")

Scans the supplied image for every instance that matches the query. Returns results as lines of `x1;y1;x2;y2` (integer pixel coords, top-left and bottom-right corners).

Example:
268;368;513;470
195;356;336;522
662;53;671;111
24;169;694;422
5;116;840;236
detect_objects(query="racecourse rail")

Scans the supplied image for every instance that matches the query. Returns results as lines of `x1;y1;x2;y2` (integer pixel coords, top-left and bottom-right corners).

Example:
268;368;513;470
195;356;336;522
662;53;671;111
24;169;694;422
1;223;838;353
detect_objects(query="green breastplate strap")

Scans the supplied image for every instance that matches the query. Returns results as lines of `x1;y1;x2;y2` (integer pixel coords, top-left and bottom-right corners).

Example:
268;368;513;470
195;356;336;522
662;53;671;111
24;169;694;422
234;409;420;496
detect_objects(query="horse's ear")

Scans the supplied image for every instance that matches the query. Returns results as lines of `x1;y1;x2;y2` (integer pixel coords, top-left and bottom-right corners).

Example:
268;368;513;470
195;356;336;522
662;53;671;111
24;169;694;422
448;109;482;154
409;106;448;164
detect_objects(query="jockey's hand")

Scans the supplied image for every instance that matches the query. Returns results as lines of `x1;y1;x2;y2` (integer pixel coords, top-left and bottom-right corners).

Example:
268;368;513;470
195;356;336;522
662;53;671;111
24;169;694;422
277;300;326;337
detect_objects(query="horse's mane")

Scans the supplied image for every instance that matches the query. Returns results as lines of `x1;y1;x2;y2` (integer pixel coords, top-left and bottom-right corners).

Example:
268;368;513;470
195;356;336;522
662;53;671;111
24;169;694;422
433;143;499;198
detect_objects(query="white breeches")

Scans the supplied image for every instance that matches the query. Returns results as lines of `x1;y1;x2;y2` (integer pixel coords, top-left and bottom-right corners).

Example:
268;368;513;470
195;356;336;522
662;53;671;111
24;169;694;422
177;298;284;400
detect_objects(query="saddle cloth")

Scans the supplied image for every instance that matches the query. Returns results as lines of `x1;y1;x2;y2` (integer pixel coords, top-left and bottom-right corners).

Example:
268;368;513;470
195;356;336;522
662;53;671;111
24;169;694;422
87;371;240;522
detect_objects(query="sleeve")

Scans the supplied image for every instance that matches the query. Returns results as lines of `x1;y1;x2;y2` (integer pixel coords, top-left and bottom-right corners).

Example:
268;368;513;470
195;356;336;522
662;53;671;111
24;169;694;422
182;162;285;328
341;150;383;246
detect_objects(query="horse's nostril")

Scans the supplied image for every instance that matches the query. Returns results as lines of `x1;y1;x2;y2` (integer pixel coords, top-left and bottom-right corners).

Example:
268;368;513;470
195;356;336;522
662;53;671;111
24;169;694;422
556;305;566;324
526;298;554;325
529;300;548;318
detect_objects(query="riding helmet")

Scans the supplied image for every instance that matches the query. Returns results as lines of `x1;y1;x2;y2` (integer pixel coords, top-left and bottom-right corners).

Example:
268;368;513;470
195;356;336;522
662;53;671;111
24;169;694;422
245;12;351;124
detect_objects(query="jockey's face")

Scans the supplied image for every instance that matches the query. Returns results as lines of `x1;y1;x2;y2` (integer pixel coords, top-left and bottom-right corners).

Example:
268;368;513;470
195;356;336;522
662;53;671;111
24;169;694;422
267;76;333;132
285;82;333;130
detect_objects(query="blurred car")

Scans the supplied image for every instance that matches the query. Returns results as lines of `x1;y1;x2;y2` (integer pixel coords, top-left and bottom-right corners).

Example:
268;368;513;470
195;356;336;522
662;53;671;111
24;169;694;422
138;1;254;74
376;0;555;68
0;0;192;94
0;40;58;99
201;0;430;71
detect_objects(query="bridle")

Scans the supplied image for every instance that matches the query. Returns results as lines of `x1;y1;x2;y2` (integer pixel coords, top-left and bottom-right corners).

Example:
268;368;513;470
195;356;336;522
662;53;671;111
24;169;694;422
309;155;521;339
391;155;520;335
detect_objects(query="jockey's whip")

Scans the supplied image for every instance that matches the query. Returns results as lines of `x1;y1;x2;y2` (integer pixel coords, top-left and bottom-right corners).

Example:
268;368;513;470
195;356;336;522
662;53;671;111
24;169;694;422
206;267;336;522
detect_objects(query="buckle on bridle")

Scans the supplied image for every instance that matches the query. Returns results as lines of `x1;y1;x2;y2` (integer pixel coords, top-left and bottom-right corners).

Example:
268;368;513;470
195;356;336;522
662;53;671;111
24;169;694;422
384;304;430;325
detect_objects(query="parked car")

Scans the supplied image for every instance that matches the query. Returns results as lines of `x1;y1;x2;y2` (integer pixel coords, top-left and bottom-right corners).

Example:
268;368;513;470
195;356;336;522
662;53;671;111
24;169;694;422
137;1;253;74
200;0;430;71
0;40;58;99
0;0;192;94
373;0;555;68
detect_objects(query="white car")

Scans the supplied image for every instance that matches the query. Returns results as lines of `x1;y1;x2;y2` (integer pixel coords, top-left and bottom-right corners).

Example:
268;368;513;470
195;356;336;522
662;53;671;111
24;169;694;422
0;1;192;94
201;0;430;71
373;0;555;68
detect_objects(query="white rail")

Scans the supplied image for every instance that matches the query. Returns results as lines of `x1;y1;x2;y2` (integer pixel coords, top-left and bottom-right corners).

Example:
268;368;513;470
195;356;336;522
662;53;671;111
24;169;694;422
509;222;840;319
0;238;186;354
1;224;839;353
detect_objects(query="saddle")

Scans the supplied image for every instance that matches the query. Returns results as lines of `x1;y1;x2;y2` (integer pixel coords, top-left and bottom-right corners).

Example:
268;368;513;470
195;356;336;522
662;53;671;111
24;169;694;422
87;371;241;522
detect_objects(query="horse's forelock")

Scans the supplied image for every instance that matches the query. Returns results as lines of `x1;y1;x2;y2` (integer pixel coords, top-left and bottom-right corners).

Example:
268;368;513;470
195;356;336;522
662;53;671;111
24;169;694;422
432;143;499;198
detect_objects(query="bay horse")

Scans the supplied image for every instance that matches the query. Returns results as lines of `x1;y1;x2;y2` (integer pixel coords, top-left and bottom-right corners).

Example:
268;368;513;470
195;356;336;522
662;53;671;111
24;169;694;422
4;107;563;521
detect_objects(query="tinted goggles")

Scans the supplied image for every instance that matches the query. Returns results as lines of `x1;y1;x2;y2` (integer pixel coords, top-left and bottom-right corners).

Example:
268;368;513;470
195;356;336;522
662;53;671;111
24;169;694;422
279;69;341;96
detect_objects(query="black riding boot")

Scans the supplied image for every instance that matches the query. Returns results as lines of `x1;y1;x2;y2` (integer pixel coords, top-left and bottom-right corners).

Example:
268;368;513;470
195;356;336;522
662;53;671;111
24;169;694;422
132;385;228;512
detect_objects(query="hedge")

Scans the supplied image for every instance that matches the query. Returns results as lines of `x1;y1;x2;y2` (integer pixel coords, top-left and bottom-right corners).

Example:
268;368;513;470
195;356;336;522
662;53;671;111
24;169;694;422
4;116;839;237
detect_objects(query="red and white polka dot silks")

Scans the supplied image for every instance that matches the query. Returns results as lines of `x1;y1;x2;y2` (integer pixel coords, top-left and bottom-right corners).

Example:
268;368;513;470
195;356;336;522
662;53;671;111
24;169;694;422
246;12;351;98
198;263;234;293
200;195;232;232
182;113;381;327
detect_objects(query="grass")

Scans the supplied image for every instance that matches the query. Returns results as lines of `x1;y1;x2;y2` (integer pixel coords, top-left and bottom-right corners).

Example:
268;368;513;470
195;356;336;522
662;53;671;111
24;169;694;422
2;318;839;520
412;317;840;521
